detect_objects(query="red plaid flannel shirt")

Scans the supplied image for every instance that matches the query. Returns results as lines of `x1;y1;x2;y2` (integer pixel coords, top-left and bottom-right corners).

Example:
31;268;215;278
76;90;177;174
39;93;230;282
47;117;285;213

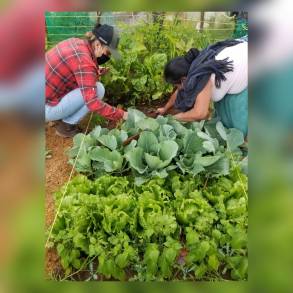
45;38;124;121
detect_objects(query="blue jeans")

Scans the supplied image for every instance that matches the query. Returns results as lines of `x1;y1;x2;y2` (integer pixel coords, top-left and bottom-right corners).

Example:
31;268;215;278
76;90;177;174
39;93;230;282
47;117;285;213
45;82;105;125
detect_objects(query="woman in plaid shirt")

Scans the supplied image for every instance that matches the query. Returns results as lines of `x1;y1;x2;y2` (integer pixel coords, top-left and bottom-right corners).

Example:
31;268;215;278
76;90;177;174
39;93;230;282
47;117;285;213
46;24;128;137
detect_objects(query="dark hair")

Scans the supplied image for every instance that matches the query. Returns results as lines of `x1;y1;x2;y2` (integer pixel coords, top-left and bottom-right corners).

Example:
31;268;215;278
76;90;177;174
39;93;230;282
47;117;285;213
164;48;199;84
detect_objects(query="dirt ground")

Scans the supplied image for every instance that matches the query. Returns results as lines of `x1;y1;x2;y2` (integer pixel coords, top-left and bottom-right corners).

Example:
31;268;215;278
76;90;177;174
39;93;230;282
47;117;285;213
44;101;176;279
45;123;74;278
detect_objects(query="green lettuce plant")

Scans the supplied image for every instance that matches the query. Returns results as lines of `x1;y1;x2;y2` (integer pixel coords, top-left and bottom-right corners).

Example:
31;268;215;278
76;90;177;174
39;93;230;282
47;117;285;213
49;167;248;281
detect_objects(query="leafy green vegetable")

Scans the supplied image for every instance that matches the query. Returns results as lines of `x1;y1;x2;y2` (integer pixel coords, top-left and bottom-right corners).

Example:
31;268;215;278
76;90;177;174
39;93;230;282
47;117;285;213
97;134;118;151
144;243;160;280
50;167;248;281
100;19;229;106
68;109;245;183
89;147;123;173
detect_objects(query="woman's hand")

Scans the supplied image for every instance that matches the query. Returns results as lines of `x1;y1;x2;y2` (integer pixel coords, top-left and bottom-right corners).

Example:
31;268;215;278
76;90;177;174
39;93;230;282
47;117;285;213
156;107;167;115
98;67;110;75
156;89;178;116
123;111;128;120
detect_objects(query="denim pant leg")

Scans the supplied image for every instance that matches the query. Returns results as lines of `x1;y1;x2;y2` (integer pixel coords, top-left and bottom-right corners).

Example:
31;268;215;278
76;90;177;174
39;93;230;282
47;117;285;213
45;82;105;124
63;82;105;124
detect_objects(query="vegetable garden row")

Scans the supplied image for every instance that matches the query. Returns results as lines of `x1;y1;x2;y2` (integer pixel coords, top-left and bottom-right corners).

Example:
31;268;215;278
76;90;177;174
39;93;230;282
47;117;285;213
47;110;248;281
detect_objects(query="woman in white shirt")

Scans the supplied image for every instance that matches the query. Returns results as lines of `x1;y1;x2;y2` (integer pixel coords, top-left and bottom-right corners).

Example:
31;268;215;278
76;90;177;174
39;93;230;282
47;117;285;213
157;38;248;136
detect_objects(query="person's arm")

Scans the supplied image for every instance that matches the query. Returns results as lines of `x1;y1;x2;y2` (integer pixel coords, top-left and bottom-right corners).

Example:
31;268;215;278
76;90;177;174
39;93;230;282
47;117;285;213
74;62;126;121
174;79;212;122
157;89;178;114
165;89;178;111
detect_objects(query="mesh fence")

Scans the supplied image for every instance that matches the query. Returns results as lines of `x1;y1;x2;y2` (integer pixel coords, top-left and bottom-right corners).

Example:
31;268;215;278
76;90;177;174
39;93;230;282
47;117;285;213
45;12;236;49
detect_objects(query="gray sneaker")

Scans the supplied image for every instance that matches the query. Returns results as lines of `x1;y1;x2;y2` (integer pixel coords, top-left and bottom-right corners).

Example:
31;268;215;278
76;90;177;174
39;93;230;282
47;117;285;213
55;121;82;138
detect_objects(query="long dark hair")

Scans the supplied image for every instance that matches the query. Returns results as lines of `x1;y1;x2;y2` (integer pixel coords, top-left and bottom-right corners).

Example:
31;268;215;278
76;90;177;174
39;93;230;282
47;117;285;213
164;48;199;84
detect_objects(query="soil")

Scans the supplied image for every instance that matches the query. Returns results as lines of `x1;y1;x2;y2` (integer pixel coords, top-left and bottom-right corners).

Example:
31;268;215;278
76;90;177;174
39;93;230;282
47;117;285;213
45;123;74;279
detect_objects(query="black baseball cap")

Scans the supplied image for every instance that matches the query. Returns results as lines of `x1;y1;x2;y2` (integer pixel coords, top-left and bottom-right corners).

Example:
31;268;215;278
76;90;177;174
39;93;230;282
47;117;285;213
92;24;121;59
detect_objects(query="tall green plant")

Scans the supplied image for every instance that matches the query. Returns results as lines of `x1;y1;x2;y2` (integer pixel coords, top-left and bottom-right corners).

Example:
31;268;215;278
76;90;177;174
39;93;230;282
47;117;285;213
102;21;215;106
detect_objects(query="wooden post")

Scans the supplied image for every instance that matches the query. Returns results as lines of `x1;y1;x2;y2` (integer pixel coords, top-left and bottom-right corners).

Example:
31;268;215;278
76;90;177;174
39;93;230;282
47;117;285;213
97;11;102;24
200;12;205;32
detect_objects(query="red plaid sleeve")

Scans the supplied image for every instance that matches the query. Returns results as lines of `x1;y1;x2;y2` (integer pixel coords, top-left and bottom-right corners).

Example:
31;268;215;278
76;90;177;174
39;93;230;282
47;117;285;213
70;57;124;121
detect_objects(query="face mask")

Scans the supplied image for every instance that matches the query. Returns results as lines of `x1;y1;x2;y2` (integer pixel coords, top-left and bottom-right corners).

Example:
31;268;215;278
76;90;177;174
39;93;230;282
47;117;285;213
97;54;110;65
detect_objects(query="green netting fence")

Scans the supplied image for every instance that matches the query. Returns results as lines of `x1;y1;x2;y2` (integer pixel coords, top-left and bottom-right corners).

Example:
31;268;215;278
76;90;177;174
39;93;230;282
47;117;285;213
45;12;236;50
45;12;98;49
